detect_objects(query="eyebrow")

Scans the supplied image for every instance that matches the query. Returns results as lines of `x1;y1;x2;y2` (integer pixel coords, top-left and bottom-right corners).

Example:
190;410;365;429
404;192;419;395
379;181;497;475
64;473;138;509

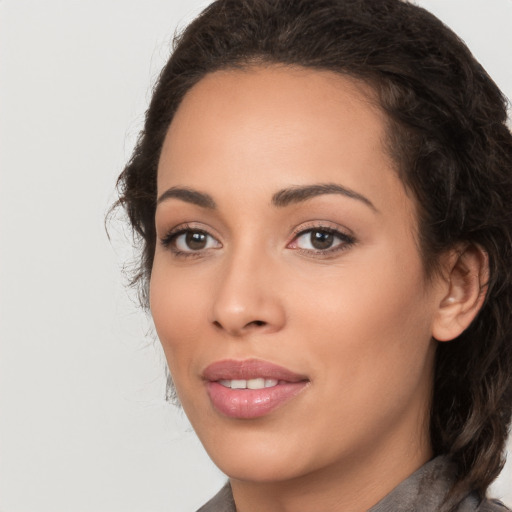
271;183;377;211
157;187;217;209
156;182;377;212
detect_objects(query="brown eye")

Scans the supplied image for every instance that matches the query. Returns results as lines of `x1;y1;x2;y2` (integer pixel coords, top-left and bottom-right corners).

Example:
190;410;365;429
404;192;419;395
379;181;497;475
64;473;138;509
165;229;221;253
185;231;208;250
310;230;334;250
290;227;355;254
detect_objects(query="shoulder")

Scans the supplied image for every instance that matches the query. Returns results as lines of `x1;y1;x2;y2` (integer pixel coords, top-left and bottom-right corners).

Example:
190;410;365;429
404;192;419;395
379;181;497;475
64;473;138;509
195;465;511;512
476;498;511;512
451;489;510;512
195;482;235;512
369;457;511;512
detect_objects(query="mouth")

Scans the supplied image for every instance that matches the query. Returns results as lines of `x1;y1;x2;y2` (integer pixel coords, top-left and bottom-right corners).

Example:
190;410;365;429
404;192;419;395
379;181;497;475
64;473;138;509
218;378;279;389
202;359;309;419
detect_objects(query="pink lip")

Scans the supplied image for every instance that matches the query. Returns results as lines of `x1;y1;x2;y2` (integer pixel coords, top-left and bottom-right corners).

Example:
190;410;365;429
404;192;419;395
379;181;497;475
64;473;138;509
202;359;309;419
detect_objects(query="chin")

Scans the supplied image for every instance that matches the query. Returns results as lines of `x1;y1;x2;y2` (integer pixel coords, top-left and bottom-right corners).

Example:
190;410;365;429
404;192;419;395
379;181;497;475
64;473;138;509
215;454;306;484
198;423;336;485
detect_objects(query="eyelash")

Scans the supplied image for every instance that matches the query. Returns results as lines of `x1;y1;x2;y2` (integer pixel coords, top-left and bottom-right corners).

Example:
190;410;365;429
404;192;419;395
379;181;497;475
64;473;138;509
159;223;356;259
160;223;219;259
289;225;356;258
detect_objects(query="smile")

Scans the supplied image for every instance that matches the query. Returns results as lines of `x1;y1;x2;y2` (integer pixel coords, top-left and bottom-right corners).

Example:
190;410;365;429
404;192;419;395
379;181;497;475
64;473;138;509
203;359;309;419
218;378;279;389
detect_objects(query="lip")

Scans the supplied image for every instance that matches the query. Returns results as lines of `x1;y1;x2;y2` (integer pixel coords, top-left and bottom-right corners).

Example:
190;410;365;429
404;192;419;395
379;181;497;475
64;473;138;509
202;359;309;419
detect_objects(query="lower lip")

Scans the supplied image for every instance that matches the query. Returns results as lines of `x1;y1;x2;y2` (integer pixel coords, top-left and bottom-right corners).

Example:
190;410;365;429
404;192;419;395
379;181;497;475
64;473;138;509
206;381;308;419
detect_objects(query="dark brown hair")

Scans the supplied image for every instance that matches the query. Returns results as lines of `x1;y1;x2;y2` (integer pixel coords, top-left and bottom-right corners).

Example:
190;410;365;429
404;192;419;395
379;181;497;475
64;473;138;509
115;0;512;503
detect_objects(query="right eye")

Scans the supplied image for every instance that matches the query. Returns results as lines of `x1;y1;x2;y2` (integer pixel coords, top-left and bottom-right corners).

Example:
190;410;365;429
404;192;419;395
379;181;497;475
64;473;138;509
161;227;221;256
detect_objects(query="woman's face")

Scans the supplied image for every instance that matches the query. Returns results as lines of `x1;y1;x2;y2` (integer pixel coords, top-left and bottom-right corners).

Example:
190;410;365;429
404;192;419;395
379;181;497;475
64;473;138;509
151;66;444;485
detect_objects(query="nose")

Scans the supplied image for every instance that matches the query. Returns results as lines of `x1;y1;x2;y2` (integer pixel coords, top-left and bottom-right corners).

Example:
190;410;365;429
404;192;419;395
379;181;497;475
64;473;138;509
209;249;286;337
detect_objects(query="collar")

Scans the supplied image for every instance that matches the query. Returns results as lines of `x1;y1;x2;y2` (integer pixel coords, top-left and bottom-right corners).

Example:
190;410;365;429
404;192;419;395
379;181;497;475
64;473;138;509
197;456;508;512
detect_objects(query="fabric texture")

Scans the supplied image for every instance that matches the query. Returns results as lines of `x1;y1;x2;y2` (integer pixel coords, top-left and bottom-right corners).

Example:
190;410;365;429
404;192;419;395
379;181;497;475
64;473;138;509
196;482;236;512
196;456;510;512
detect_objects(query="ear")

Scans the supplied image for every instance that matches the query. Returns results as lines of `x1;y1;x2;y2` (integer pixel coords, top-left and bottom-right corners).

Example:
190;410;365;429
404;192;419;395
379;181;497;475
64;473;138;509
432;244;489;342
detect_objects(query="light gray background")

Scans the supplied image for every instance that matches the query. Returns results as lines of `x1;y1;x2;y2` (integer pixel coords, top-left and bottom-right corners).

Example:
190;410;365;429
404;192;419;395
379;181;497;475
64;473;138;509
0;1;510;511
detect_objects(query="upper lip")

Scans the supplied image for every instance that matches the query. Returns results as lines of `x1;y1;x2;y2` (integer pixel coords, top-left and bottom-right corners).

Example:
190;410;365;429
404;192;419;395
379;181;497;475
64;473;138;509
202;358;308;382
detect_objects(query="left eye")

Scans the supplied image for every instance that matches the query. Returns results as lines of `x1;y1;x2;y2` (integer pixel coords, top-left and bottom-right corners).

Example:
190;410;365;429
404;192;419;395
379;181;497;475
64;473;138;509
292;228;352;251
172;230;220;252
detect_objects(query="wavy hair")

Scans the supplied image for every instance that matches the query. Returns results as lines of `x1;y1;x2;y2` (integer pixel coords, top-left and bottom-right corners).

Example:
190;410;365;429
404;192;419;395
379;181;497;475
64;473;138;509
115;0;512;503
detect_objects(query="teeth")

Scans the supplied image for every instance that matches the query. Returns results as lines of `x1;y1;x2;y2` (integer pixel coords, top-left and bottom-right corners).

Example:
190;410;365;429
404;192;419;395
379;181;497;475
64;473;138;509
217;378;279;389
247;378;265;389
231;379;246;389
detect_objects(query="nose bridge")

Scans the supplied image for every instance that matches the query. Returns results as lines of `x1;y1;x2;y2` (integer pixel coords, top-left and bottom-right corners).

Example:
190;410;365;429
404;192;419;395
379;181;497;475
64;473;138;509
210;238;285;336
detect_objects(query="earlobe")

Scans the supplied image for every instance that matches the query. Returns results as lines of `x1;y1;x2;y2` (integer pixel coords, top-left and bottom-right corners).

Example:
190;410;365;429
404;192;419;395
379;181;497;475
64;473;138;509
432;244;489;342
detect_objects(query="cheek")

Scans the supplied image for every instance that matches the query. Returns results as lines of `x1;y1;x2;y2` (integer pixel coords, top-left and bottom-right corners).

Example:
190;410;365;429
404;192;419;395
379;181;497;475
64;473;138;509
291;241;435;381
149;264;207;367
290;256;435;455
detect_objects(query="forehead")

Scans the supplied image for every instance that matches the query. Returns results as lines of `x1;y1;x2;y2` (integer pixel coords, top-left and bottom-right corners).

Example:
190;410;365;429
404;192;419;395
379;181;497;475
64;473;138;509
166;65;383;141
158;65;413;223
173;64;380;120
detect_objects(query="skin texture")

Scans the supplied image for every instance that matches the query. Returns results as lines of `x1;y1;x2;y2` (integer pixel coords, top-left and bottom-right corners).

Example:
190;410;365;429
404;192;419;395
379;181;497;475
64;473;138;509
150;66;486;512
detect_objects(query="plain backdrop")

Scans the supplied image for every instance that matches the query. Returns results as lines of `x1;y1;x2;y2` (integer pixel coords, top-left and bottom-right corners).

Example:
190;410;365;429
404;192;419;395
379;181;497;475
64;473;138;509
0;1;511;511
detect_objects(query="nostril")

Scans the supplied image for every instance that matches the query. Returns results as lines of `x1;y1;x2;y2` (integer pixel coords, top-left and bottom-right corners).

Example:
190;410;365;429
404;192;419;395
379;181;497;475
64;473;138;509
211;318;270;334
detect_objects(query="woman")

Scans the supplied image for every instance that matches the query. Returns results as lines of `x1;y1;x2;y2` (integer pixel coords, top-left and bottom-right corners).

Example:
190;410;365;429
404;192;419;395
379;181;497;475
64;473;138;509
115;0;512;510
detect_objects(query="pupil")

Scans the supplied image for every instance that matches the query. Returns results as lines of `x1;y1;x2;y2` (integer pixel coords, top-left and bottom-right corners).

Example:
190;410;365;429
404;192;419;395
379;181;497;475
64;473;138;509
311;230;333;250
186;231;207;250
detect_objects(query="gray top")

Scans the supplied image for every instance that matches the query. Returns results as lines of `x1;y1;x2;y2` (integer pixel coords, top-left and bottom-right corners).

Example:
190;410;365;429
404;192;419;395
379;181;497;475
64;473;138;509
196;456;510;512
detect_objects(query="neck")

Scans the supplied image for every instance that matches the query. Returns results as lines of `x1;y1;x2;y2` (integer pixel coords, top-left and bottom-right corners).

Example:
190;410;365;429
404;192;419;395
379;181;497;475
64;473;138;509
230;426;433;512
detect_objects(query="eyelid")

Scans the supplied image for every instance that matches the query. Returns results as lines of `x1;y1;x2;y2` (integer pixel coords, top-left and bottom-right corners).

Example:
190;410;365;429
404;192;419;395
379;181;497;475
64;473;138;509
159;222;222;255
159;221;219;240
289;220;355;240
287;221;356;256
158;220;355;258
